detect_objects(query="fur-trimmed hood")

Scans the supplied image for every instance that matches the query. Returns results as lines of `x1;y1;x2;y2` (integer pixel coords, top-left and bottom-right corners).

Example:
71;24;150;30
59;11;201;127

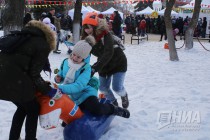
25;20;56;51
95;18;109;36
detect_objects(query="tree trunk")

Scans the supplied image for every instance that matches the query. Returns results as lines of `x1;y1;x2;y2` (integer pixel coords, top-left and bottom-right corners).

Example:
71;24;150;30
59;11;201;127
2;0;24;35
72;0;82;44
185;28;194;49
164;0;179;61
185;0;202;50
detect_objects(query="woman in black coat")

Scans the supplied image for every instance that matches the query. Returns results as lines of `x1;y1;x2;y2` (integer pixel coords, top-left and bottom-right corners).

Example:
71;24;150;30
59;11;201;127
0;20;56;140
159;16;167;41
201;17;207;38
112;11;122;38
81;12;129;110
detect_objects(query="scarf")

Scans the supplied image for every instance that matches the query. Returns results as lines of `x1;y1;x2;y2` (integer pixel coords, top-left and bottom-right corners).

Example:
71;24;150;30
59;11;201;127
95;30;108;42
63;59;84;84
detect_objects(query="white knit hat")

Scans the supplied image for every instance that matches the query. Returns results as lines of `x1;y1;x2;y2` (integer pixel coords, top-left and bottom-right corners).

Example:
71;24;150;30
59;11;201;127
43;17;51;24
72;35;96;59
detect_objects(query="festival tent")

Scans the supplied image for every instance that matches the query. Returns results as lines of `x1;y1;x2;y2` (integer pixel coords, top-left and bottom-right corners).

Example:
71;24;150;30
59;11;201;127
101;7;123;19
68;6;90;19
86;6;100;13
136;6;154;15
179;4;194;9
158;8;178;16
179;0;210;9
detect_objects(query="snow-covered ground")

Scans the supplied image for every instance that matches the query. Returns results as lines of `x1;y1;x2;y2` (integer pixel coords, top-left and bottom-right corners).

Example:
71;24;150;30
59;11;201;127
1;40;210;140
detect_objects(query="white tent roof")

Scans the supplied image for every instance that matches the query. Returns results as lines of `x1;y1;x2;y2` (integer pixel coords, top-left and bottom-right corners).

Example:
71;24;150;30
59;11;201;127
101;7;123;19
136;6;154;15
68;6;90;19
158;8;178;16
86;6;100;13
101;7;116;14
190;0;210;5
179;4;194;9
179;0;210;9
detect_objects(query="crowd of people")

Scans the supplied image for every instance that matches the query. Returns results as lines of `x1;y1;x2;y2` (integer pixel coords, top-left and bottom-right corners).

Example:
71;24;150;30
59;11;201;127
124;14;208;39
25;9;208;43
90;12;208;42
23;8;73;54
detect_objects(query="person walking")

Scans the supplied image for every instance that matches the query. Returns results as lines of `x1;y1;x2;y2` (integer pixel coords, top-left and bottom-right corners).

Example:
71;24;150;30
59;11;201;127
0;20;56;140
46;8;61;54
201;17;207;38
42;17;56;32
112;11;122;38
139;18;146;37
159;16;167;41
81;12;129;109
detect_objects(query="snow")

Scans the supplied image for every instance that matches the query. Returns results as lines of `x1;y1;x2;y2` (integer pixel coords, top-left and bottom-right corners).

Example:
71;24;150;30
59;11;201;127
1;39;210;140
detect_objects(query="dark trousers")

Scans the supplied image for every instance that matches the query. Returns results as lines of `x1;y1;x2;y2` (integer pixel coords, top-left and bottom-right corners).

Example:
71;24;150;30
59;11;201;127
201;28;206;38
113;28;122;39
9;98;40;140
56;31;60;50
79;96;114;116
160;31;167;41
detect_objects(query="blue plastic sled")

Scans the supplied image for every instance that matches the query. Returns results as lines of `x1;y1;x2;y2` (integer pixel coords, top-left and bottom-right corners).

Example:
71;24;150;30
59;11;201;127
63;98;115;140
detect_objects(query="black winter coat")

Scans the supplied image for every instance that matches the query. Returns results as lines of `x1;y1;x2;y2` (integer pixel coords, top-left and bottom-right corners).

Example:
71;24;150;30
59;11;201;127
0;20;56;102
112;15;122;30
91;32;127;77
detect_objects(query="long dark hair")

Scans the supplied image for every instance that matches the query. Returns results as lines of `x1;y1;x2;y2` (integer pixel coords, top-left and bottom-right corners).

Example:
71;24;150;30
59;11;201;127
81;24;97;40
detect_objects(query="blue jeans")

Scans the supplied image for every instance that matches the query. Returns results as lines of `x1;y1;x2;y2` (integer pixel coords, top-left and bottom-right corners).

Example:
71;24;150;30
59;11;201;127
99;72;126;102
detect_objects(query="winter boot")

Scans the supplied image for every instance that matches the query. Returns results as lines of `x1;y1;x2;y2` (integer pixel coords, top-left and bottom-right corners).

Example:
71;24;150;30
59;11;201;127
53;50;61;54
112;99;118;106
112;105;130;118
25;138;37;140
121;94;129;109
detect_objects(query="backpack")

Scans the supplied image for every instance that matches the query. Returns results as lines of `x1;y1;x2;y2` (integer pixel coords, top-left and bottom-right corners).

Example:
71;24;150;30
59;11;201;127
81;64;99;91
112;34;125;50
99;31;125;51
0;31;32;54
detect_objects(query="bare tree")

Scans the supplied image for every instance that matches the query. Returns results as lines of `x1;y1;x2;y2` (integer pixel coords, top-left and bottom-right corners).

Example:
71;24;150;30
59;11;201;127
185;0;202;50
2;0;24;35
164;0;179;61
72;0;82;43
